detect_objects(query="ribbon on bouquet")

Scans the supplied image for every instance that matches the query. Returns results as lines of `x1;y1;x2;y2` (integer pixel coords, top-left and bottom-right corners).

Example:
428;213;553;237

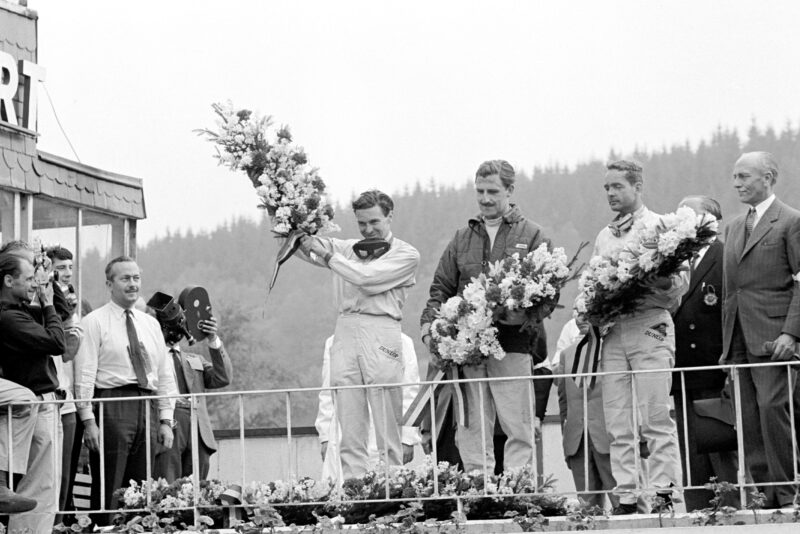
402;367;469;428
570;326;603;389
269;229;306;291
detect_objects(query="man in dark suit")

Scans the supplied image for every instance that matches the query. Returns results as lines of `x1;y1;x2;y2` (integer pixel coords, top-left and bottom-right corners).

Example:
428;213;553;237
672;196;737;511
154;316;232;481
721;151;800;508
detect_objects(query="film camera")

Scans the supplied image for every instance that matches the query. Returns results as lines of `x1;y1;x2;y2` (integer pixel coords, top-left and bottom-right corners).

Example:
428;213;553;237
147;286;213;345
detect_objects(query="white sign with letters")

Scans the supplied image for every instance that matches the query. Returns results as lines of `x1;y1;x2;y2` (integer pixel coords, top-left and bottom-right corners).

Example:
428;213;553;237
0;50;46;132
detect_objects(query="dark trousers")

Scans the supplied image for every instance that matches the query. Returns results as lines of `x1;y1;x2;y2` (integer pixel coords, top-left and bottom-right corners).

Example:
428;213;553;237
731;319;800;507
59;412;76;512
566;435;619;510
674;390;739;511
89;387;157;514
153;406;212;482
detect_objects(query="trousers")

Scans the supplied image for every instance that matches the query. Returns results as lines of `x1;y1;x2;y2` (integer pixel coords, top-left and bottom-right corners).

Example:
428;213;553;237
600;308;682;505
154;405;212;482
457;352;534;473
0;378;37;475
331;314;404;479
9;397;61;533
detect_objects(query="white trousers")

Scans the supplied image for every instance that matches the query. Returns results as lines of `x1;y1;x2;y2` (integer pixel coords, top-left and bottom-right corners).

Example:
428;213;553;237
0;378;37;476
600;309;682;505
9;399;61;533
331;314;404;479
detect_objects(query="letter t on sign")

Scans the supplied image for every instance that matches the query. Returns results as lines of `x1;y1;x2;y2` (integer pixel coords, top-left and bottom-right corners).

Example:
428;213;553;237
0;51;19;125
19;60;45;131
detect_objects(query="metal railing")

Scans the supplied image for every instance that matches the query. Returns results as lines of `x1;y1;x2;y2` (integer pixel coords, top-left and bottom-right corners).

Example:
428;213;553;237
3;359;799;528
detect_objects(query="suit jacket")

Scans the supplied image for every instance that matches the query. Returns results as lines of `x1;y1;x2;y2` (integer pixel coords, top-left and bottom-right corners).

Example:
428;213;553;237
722;198;800;358
672;240;727;393
556;348;610;458
173;344;232;452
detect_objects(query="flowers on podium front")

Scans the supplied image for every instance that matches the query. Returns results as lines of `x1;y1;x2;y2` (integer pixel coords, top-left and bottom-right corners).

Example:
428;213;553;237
197;101;339;289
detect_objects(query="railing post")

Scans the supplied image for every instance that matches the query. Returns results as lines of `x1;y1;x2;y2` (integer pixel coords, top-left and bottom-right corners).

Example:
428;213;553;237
99;401;106;512
478;381;489;490
7;404;13;491
238;394;246;492
732;365;747;506
680;370;692;489
286;391;294;497
582;379;589;495
144;398;151;509
428;388;439;497
191;393;201;528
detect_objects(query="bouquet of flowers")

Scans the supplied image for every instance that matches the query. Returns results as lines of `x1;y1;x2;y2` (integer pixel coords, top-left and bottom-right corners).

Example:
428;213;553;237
480;243;586;331
197;101;340;289
428;284;505;370
575;206;718;327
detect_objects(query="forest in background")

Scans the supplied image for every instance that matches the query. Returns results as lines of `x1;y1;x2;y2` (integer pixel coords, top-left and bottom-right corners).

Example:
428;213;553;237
79;122;800;429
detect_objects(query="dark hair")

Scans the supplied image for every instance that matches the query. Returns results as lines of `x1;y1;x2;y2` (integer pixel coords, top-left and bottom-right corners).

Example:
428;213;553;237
607;160;643;185
475;160;515;188
0;240;32;255
352;190;394;216
105;256;137;281
46;246;73;262
679;195;723;221
0;253;27;283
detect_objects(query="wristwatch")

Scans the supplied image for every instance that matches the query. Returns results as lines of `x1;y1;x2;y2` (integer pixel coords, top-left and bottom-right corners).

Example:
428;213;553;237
160;418;177;429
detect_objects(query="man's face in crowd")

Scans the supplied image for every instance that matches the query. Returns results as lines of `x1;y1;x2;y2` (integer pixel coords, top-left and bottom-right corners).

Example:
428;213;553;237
4;259;36;304
107;261;141;309
355;205;392;240
52;257;73;286
604;169;640;214
733;153;773;207
475;174;513;219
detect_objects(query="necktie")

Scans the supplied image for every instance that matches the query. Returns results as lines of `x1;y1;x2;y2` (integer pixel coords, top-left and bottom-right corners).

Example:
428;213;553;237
171;347;189;395
608;213;634;238
125;310;150;389
744;207;756;244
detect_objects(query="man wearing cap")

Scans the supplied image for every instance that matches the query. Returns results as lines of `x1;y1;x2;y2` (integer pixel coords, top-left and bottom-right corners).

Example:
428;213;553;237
420;159;550;473
298;189;420;479
74;256;178;513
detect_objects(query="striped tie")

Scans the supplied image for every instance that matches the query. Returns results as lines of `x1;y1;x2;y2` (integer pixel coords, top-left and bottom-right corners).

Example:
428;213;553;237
744;207;756;244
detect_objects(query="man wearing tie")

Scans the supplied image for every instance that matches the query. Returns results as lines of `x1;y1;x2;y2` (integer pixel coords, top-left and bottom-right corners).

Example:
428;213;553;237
672;196;737;511
74;257;178;512
721;152;800;509
154;316;232;481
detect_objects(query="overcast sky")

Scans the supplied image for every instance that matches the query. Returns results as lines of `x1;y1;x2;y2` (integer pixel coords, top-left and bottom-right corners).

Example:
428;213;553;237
27;0;800;243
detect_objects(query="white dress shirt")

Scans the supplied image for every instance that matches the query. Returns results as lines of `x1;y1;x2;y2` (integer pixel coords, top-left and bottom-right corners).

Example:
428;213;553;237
74;301;177;422
751;193;776;228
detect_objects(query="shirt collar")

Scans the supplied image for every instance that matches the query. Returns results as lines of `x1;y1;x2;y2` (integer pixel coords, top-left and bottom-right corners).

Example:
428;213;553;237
753;194;776;219
108;300;135;318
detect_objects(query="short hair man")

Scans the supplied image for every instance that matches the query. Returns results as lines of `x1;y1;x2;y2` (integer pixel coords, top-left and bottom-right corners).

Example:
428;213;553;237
589;160;685;514
420;160;550;473
298;190;420;479
153;314;232;482
721;152;800;508
0;253;65;530
672;196;738;511
73;257;179;512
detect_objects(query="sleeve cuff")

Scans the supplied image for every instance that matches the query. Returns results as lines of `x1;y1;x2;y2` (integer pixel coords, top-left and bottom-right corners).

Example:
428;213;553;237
402;426;421;446
159;408;174;420
208;337;222;349
77;406;94;422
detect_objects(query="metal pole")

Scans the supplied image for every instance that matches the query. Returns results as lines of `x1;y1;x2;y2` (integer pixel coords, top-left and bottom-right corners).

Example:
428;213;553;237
582;381;590;494
7;405;13;491
428;389;439;497
631;369;641;494
286;392;294;494
144;399;152;509
238;394;246;490
99;401;106;512
381;386;390;501
680;370;692;488
478;382;489;490
732;366;747;506
787;365;798;483
526;378;538;483
191;394;201;527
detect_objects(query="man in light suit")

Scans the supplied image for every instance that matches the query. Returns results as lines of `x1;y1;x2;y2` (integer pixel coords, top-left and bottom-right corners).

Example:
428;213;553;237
672;196;737;511
153;316;232;481
721;151;800;509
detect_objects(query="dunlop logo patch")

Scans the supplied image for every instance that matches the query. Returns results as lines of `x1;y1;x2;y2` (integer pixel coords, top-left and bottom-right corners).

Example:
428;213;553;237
379;345;399;359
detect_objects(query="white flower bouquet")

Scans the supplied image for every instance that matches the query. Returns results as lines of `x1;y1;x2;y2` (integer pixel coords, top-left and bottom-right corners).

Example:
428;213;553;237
429;288;505;370
197;101;340;289
575;206;718;327
481;243;585;330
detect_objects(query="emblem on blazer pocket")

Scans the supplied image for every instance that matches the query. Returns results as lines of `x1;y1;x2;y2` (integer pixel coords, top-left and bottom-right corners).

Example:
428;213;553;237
378;345;400;360
703;285;718;306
